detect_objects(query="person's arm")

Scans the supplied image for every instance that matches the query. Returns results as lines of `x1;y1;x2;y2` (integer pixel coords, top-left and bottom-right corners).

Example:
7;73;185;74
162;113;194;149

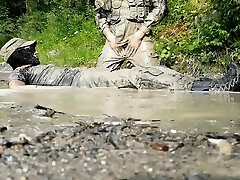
103;28;124;56
140;0;168;34
8;80;26;89
8;69;28;89
95;0;123;55
125;29;146;57
95;0;110;33
126;0;168;57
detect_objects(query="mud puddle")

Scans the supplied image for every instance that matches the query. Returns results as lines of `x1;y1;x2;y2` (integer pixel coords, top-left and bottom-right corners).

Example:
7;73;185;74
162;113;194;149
0;86;240;134
0;84;240;179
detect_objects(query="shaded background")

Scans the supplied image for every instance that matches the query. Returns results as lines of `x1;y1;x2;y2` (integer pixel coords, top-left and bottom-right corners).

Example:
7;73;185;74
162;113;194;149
0;0;239;73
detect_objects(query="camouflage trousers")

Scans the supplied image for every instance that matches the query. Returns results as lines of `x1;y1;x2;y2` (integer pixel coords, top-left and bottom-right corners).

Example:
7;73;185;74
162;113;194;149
97;36;159;71
78;65;193;90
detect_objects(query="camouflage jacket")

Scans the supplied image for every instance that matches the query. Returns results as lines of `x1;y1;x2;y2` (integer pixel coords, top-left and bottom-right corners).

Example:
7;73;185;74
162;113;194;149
8;65;193;90
95;0;168;42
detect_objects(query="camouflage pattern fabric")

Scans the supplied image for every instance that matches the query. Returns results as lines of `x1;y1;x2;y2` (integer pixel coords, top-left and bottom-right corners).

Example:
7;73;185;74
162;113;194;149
95;0;168;69
0;62;13;82
95;0;168;35
8;65;194;90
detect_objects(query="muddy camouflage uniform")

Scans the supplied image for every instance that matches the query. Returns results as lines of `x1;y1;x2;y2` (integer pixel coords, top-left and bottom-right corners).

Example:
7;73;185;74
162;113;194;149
1;38;240;92
8;64;194;90
0;38;191;90
7;62;240;91
95;0;168;70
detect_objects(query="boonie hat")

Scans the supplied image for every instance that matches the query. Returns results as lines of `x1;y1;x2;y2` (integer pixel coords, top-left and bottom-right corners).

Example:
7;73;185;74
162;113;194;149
0;38;37;62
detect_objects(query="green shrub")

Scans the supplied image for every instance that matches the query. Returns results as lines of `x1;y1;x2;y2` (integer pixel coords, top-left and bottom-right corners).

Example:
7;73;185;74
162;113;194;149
0;0;239;72
153;0;240;72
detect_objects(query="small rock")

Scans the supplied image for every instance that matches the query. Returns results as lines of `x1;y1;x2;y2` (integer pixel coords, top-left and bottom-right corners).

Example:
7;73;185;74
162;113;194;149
101;160;106;165
20;176;27;180
22;165;28;173
0;126;7;133
52;161;56;166
170;129;177;134
18;134;32;142
151;143;169;152
208;139;232;155
0;146;4;155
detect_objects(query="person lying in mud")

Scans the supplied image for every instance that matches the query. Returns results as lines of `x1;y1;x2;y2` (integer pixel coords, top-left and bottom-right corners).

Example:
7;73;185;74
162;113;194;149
0;38;240;91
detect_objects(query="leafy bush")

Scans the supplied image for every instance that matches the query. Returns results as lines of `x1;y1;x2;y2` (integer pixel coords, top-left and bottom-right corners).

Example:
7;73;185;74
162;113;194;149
154;0;240;72
0;0;239;72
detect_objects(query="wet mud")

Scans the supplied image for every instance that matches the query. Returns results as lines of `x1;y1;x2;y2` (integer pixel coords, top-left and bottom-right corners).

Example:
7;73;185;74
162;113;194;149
0;102;240;180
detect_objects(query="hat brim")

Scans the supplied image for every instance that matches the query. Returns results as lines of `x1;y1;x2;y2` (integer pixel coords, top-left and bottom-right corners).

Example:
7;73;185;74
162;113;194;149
20;40;37;48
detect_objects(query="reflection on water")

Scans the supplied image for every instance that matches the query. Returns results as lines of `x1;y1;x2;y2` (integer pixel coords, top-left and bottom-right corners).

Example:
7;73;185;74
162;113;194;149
0;82;8;89
0;83;240;133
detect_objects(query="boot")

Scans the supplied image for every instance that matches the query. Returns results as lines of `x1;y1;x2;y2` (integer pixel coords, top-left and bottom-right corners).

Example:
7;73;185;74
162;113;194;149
191;62;240;91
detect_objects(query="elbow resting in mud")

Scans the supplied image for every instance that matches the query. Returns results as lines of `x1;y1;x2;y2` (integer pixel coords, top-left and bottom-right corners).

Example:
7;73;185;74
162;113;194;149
8;80;26;89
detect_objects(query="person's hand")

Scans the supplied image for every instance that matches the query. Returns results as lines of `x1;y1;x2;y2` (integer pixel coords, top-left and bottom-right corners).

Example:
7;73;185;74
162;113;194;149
125;30;145;58
16;64;32;70
103;28;123;56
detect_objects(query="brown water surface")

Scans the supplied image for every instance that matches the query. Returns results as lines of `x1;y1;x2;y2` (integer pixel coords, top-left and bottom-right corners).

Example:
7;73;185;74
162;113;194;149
0;84;240;133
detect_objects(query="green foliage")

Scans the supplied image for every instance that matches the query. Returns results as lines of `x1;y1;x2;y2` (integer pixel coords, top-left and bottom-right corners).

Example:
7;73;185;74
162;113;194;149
35;19;104;67
0;0;239;72
154;0;240;72
0;0;27;46
0;0;103;66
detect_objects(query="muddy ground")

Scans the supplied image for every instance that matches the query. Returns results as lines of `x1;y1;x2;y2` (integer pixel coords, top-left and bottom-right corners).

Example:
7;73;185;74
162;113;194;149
0;102;240;180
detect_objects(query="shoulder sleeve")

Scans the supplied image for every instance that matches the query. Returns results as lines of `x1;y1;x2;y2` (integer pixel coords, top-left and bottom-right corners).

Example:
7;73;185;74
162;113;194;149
95;0;111;32
140;0;168;34
8;69;29;84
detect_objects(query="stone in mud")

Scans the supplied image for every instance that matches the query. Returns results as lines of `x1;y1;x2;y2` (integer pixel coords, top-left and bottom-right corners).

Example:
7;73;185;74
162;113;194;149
0;126;7;133
0;146;4;155
185;172;210;180
151;143;169;152
208;139;232;155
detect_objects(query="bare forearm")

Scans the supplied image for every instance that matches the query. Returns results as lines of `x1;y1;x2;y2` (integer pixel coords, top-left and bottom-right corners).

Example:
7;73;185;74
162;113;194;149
8;80;26;89
103;28;114;41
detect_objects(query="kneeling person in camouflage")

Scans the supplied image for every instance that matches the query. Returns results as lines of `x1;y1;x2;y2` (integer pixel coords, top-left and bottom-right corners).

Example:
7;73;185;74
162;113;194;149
0;38;240;92
95;0;168;71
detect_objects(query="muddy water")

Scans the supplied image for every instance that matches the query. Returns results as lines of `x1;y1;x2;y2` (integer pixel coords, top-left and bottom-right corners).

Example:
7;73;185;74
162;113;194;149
0;82;240;133
1;82;240;179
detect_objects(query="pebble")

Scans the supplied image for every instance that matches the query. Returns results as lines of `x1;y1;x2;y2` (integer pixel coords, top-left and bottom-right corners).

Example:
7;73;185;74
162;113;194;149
151;143;169;152
20;176;27;180
18;134;32;142
101;160;106;165
148;168;153;173
208;139;232;155
0;146;4;155
52;161;56;166
101;169;107;173
22;165;28;173
170;129;177;134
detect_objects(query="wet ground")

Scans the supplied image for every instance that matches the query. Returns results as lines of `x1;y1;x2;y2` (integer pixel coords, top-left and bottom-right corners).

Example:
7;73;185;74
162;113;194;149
0;82;240;179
